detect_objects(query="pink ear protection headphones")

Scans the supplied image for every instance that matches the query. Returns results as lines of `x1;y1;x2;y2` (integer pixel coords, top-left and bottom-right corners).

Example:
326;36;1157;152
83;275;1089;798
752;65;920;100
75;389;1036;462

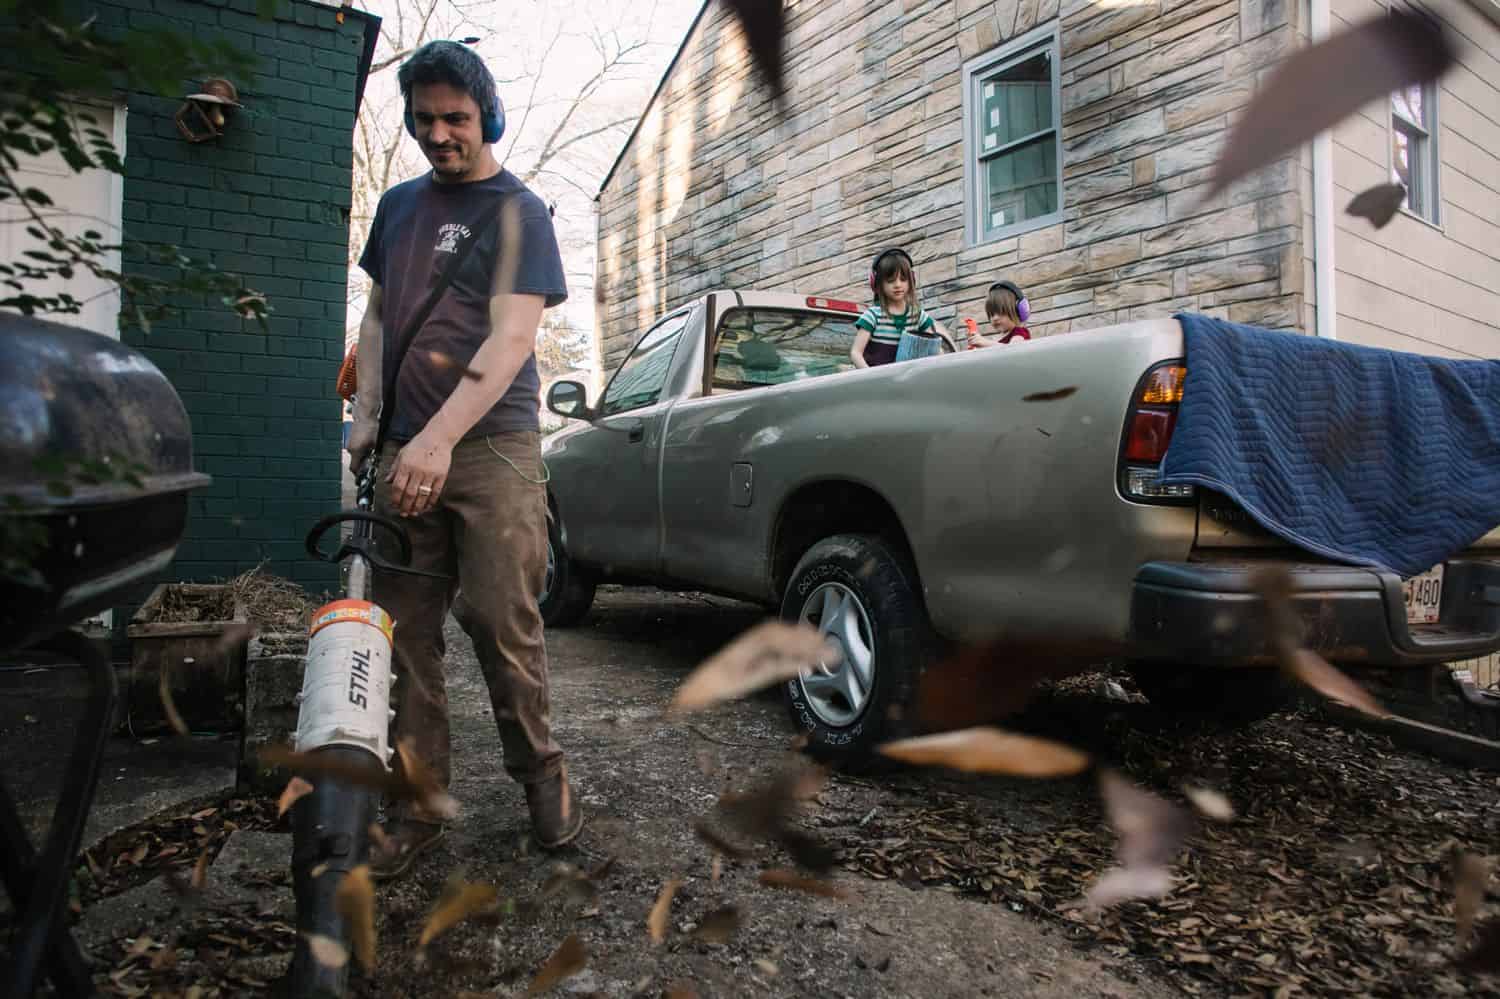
868;248;916;299
989;279;1031;323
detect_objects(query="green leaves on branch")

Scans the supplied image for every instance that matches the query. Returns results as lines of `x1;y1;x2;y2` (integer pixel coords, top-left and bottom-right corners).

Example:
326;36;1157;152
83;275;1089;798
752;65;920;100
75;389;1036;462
0;0;269;332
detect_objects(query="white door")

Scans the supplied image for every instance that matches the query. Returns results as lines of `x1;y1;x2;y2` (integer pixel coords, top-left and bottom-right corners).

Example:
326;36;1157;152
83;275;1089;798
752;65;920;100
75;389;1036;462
0;100;126;339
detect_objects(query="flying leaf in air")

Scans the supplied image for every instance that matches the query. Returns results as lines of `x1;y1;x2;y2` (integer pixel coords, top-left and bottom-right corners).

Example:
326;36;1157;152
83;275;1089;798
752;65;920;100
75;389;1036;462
648;879;682;946
722;0;786;102
526;933;587;996
419;876;499;947
1253;568;1387;718
877;727;1091;778
1183;785;1235;822
692;905;742;944
1455;851;1491;942
1346;182;1408;229
1210;10;1455;195
670;621;839;714
758;868;847;899
333;865;376;972
304;933;349;970
277;777;314;819
1086;770;1195;910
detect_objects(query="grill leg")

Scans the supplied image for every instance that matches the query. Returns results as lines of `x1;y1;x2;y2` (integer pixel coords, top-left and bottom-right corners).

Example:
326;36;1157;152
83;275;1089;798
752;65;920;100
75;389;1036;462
2;629;117;997
0;781;95;994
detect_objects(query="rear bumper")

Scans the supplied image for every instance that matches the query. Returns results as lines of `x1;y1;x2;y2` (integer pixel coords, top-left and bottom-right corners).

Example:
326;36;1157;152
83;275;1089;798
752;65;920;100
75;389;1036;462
1130;557;1500;667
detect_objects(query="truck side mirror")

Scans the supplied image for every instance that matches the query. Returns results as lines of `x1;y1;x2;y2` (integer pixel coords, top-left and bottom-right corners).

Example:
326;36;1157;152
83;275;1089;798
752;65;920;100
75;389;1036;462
547;380;592;421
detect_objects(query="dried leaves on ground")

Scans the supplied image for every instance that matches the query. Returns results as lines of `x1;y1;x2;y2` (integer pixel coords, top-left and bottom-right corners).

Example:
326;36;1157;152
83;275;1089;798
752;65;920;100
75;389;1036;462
830;681;1500;997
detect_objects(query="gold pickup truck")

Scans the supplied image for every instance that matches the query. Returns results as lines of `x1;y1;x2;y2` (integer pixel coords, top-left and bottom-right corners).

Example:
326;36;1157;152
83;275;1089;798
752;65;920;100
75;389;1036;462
539;291;1500;763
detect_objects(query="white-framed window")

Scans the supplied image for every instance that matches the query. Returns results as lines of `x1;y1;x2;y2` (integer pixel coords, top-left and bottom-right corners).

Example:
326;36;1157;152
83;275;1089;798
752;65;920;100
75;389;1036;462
962;22;1062;246
1391;78;1439;224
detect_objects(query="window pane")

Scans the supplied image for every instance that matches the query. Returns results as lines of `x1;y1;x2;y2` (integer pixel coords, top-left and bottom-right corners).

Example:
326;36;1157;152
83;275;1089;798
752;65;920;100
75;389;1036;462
984;136;1057;232
712;309;858;391
979;50;1053;151
1391;120;1423;216
1392;84;1425;127
600;312;688;415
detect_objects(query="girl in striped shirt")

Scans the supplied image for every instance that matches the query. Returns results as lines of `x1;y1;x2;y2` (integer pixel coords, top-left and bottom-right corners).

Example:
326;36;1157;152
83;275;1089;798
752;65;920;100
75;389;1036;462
851;248;952;368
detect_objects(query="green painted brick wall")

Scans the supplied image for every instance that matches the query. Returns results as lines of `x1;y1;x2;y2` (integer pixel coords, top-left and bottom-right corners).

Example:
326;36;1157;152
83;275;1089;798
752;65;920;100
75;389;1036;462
105;0;369;597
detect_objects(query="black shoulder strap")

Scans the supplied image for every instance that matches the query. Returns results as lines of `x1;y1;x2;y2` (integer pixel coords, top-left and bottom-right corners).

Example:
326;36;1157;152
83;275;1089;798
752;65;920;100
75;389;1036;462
375;194;510;447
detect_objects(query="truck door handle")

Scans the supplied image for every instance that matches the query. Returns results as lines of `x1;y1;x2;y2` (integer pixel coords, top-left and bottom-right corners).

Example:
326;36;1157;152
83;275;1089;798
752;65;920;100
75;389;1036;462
628;425;644;443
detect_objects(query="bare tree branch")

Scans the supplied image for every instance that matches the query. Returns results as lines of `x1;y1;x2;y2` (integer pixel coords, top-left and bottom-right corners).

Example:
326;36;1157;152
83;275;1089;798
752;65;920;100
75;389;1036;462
501;22;565;163
520;115;637;184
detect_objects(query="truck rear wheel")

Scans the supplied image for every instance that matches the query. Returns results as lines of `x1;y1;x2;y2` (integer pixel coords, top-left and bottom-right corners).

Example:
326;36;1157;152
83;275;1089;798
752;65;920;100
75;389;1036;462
540;513;595;628
780;534;934;771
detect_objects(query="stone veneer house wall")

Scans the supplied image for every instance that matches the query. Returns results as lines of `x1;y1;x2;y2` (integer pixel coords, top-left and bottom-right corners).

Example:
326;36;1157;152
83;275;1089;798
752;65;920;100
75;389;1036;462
594;0;1499;371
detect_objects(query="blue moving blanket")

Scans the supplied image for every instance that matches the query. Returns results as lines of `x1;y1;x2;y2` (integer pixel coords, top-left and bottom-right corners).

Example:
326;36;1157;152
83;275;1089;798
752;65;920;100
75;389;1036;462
1159;313;1500;579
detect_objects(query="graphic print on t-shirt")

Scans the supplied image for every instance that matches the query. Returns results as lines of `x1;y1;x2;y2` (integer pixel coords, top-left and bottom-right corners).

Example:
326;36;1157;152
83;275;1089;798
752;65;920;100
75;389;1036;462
434;222;470;255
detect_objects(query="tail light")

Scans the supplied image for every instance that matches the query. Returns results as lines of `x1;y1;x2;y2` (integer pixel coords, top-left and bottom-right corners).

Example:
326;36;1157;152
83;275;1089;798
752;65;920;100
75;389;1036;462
1119;362;1193;503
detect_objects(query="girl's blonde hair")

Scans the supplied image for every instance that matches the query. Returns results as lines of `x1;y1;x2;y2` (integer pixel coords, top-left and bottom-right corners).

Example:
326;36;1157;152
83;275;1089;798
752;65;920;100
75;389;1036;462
985;283;1022;323
874;250;920;314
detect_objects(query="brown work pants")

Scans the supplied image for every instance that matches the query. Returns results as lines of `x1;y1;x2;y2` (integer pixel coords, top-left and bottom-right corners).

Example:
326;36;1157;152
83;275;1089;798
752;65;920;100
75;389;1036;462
373;432;562;818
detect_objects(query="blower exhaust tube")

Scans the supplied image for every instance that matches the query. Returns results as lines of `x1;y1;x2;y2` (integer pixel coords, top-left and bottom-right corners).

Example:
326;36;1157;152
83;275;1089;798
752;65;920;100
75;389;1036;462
284;598;395;997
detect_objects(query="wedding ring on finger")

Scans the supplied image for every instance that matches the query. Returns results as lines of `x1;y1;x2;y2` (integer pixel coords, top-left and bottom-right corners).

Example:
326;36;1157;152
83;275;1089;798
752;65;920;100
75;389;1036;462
417;485;433;494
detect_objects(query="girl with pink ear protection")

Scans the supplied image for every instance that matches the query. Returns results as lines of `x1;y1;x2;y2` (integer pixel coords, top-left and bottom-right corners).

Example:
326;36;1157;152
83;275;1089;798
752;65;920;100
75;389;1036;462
965;280;1033;348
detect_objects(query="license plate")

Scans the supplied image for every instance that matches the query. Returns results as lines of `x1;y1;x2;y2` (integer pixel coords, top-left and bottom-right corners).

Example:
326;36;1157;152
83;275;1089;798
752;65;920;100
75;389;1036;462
1404;564;1444;625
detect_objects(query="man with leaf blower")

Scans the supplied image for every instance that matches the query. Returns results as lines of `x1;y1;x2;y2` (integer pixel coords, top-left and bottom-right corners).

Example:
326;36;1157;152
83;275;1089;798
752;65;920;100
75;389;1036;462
346;39;582;877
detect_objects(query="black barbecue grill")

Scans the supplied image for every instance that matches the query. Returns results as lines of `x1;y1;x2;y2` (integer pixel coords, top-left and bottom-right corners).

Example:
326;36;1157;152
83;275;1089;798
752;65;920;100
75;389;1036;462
1;313;211;996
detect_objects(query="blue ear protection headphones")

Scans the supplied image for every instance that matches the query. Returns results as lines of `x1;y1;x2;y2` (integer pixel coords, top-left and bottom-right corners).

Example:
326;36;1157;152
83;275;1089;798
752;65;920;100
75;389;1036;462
989;279;1031;323
868;248;916;298
404;92;506;144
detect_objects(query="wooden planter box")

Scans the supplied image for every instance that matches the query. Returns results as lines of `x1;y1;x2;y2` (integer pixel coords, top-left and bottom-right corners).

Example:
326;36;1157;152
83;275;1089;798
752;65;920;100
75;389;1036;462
125;583;248;734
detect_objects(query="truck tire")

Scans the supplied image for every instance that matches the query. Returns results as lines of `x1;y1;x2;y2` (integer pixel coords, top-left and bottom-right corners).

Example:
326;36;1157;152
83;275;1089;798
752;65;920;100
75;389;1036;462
1128;662;1293;725
540;512;595;628
780;534;934;771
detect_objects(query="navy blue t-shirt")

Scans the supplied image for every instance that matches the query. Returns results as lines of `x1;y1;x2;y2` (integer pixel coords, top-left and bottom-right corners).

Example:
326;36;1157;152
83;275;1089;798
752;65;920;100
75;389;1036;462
358;168;567;441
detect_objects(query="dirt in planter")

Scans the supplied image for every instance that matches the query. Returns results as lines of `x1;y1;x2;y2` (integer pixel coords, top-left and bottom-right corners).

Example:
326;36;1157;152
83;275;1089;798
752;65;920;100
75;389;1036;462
140;566;322;631
149;586;237;624
227;565;317;635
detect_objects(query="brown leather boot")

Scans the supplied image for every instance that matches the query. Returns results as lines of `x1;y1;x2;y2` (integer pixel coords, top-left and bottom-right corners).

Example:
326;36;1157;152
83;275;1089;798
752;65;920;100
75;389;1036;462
524;765;584;850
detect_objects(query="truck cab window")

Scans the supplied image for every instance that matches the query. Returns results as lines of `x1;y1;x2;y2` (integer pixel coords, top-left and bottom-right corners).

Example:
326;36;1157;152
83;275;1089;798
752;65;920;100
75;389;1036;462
599;310;691;416
712;309;859;392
